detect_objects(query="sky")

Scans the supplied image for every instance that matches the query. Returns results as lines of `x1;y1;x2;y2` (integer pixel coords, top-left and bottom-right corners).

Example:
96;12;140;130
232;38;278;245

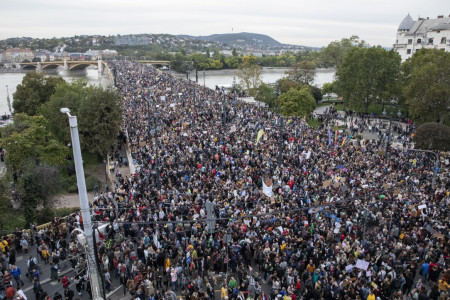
1;0;449;48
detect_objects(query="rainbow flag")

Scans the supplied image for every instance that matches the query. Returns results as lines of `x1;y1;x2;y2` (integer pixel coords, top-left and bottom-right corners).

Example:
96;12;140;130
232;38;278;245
341;137;347;147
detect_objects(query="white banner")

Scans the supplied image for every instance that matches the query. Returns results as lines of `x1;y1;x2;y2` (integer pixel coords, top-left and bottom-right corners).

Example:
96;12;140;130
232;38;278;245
262;179;273;197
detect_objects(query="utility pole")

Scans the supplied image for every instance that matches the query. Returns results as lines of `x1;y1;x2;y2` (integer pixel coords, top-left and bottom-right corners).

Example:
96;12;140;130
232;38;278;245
205;200;216;233
112;67;117;87
195;65;198;84
60;108;104;300
278;116;284;167
385;112;393;162
222;88;226;128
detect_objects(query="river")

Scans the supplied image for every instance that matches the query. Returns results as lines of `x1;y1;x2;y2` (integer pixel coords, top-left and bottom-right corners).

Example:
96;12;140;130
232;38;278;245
0;67;335;116
171;67;335;90
0;68;109;116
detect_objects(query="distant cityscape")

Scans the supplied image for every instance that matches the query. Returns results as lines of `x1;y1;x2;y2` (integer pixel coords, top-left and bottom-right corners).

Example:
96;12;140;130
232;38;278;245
0;32;315;67
1;13;449;68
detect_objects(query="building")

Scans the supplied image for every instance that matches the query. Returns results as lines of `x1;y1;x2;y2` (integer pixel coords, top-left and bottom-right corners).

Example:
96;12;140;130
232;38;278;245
394;14;450;61
2;48;34;62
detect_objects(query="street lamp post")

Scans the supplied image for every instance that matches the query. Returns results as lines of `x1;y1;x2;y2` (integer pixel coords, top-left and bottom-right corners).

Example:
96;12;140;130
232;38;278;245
60;108;104;300
222;88;226;127
232;76;236;104
278;115;284;167
383;109;393;162
146;101;161;192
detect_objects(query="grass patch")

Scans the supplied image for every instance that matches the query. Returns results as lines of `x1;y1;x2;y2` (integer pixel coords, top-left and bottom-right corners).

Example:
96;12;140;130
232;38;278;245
60;172;101;193
0;210;26;234
307;118;322;128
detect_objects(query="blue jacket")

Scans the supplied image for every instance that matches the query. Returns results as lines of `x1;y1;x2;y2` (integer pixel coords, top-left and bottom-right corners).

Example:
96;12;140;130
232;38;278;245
421;263;429;275
10;267;21;278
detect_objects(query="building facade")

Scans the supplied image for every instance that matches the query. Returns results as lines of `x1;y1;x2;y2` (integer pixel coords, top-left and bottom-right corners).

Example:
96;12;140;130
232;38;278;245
2;48;34;62
393;14;450;61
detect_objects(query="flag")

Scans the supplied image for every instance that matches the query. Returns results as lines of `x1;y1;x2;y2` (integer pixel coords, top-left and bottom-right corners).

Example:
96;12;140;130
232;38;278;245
334;130;338;145
328;127;332;146
256;129;264;144
341;137;347;147
262;179;273;197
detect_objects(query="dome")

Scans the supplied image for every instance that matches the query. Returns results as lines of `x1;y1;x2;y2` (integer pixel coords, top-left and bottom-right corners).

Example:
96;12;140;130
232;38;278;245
398;14;414;31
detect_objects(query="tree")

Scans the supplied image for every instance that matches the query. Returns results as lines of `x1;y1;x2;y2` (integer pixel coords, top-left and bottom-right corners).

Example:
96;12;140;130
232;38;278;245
0;114;69;170
12;72;64;115
320;35;367;68
276;78;302;94
321;82;335;95
18;163;60;226
40;80;87;143
77;86;123;155
232;48;238;57
255;83;276;108
335;46;401;113
286;61;316;85
0;178;11;230
402;49;450;124
278;86;316;117
413;123;450;151
309;85;323;103
237;64;262;97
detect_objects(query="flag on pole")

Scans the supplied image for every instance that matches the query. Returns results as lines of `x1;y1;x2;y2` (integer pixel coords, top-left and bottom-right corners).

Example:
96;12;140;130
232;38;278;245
256;129;264;144
328;127;332;146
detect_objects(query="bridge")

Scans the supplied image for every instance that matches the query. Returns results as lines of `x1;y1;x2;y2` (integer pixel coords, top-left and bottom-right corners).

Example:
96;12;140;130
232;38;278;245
19;60;170;71
19;60;106;71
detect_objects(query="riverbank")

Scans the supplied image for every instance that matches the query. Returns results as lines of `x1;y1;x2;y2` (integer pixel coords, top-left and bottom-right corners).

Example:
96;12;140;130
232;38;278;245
0;68;29;73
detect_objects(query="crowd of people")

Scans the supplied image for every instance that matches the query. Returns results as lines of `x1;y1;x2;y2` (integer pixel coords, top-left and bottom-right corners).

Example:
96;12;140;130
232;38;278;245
1;59;449;300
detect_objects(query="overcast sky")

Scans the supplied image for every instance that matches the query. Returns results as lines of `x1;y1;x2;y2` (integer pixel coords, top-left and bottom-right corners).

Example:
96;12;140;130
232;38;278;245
1;0;449;47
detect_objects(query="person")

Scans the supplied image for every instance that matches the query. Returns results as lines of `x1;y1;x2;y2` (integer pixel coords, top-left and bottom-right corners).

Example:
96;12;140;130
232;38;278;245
5;285;14;300
166;290;177;300
16;287;27;300
53;292;62;300
421;261;430;282
367;289;376;300
221;285;228;300
9;265;23;288
61;275;69;289
32;278;41;298
64;287;74;300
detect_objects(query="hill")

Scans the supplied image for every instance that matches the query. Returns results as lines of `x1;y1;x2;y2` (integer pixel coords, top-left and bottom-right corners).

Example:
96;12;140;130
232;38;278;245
179;32;287;49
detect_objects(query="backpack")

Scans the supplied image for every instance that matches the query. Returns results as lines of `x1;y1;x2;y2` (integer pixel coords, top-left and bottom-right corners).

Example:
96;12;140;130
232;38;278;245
29;258;36;269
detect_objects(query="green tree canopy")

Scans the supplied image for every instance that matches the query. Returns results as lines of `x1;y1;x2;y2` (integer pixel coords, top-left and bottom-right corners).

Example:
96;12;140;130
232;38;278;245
237;63;262;97
41;82;122;156
255;83;276;108
286;61;316;85
0;114;69;170
278;86;316;117
40;79;88;142
402;49;450;124
335;46;401;113
18;163;61;226
320;35;367;68
77;86;123;155
276;78;302;94
322;82;335;95
12;72;64;115
413;122;450;151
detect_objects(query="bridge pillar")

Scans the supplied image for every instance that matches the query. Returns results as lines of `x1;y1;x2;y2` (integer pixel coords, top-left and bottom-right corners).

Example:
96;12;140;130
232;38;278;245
36;62;43;73
97;59;103;77
63;59;69;71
